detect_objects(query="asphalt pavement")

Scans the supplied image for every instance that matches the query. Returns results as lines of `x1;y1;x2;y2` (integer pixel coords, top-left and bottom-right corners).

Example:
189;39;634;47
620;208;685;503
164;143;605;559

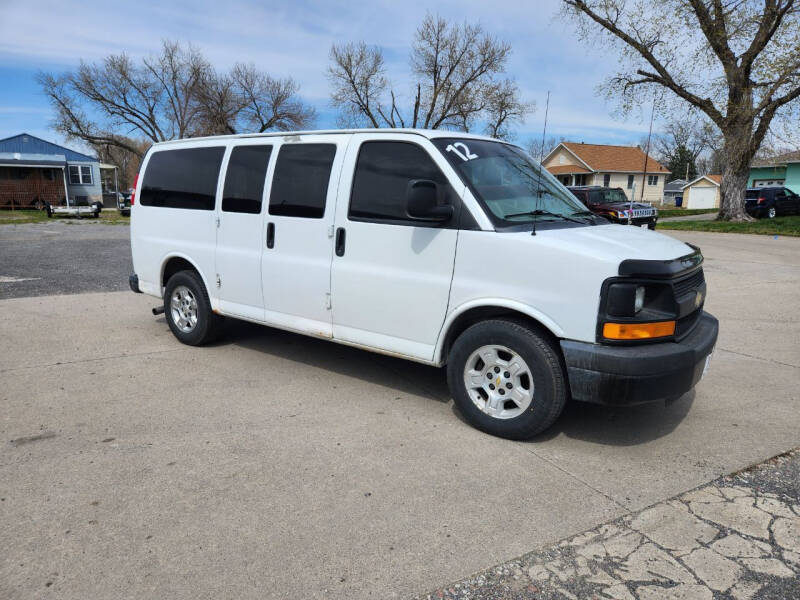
0;222;131;299
1;223;798;599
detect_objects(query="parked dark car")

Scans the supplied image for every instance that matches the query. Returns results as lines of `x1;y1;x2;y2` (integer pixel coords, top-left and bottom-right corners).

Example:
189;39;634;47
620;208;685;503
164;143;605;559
567;186;658;229
745;186;800;219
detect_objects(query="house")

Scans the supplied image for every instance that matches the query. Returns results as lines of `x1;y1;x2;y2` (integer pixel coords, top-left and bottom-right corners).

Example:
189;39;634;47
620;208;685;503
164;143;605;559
542;142;670;204
663;179;687;206
681;175;721;209
0;133;103;209
748;150;800;193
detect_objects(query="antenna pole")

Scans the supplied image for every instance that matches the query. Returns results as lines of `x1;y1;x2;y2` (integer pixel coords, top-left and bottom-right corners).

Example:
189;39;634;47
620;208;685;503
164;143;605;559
533;90;551;236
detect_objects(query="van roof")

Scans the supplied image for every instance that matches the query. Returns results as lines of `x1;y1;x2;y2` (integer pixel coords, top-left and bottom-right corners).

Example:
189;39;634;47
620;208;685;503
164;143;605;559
151;128;504;147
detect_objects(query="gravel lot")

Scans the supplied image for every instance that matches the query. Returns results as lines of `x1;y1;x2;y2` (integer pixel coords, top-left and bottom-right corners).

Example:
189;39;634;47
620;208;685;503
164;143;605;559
0;222;131;299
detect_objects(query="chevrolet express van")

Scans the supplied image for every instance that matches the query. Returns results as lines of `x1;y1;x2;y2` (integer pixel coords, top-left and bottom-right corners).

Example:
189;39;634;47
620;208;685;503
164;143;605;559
129;129;718;440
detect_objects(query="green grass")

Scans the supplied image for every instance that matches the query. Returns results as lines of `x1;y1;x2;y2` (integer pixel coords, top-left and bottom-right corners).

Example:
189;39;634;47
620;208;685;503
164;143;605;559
0;209;130;226
659;214;800;236
657;208;719;217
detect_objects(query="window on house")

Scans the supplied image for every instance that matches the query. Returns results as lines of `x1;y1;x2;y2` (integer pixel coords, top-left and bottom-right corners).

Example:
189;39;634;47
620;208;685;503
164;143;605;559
574;174;587;186
648;175;658;186
269;144;336;218
603;174;610;187
68;165;93;184
627;175;634;189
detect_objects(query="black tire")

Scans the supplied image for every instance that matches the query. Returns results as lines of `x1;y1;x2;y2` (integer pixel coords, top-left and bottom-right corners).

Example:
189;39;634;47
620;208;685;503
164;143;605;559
45;203;52;218
447;319;568;440
164;270;224;346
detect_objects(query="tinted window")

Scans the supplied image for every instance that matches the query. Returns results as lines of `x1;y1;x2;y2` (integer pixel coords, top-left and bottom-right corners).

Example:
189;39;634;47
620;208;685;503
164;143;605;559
350;141;450;223
745;190;759;199
222;145;272;214
269;144;336;218
141;147;225;210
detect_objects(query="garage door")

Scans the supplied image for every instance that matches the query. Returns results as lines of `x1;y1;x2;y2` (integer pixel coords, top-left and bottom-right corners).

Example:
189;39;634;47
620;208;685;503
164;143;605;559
688;186;717;208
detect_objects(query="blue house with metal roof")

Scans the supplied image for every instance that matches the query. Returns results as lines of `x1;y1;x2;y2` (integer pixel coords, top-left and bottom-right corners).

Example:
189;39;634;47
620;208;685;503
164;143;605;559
0;133;103;209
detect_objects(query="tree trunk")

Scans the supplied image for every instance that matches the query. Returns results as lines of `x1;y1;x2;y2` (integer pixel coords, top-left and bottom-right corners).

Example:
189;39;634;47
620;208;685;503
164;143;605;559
718;133;754;222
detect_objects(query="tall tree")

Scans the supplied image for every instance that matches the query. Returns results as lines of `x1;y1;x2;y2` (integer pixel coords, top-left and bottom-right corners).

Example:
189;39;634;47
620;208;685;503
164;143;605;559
653;119;709;181
39;41;315;158
327;15;533;139
562;1;800;220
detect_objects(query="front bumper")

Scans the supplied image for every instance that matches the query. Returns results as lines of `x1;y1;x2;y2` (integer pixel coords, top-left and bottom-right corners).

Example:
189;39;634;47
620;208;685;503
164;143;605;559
560;312;718;406
612;216;658;229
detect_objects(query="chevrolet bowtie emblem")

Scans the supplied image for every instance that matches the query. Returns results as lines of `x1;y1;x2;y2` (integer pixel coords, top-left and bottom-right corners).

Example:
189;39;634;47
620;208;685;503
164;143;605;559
496;378;501;386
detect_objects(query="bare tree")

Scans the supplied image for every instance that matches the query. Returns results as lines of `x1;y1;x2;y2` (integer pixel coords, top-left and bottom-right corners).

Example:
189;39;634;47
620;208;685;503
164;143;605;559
652;118;711;181
328;15;533;139
232;64;316;132
39;41;315;158
562;1;800;221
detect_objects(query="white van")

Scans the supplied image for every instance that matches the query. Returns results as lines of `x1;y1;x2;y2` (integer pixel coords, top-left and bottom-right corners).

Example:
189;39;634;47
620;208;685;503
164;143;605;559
129;129;717;439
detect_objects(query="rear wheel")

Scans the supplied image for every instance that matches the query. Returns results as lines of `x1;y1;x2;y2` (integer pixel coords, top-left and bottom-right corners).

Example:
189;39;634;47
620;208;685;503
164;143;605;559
447;319;568;440
164;270;223;346
767;206;777;219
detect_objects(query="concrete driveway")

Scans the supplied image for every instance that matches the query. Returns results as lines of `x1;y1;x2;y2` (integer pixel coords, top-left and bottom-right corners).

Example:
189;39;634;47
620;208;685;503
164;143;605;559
1;230;798;599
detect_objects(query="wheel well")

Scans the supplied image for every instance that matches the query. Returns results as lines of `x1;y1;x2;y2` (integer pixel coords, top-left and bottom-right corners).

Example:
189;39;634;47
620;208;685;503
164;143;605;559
162;257;200;290
440;306;559;364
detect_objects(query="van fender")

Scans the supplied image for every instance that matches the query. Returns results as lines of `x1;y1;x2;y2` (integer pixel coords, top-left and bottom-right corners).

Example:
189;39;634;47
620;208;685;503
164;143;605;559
159;252;219;311
434;298;565;365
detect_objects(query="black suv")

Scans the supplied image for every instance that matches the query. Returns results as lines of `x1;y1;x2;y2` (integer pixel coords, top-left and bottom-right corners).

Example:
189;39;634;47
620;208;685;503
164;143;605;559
567;186;658;229
745;186;800;219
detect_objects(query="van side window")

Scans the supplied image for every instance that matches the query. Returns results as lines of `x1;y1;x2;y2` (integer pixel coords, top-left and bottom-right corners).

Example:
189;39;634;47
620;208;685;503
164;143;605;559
140;147;225;210
349;141;450;224
268;144;336;218
222;145;273;214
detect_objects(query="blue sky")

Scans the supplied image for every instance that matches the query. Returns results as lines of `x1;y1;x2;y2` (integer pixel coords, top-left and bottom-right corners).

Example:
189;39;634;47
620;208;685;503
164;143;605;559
0;0;659;152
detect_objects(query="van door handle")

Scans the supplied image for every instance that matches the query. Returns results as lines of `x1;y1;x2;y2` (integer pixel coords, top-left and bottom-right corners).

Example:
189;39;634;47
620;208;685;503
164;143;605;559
335;227;346;257
266;222;275;248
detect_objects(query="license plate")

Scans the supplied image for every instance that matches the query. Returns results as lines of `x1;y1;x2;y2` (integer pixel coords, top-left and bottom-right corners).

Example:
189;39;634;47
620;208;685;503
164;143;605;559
641;224;649;229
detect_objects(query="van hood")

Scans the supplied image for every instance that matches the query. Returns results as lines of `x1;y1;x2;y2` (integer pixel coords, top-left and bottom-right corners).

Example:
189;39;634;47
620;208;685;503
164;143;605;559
531;224;692;266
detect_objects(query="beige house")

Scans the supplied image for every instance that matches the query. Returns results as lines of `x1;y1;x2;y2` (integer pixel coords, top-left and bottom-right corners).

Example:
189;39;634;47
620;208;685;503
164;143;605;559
543;142;670;204
681;175;721;209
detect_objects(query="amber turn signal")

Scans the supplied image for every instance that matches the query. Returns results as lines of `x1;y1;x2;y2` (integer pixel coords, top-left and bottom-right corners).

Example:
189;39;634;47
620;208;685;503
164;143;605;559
602;321;676;340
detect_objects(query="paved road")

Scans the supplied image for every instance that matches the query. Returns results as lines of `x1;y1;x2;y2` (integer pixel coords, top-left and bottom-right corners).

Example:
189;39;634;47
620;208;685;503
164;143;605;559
0;222;131;299
421;450;800;599
1;225;799;598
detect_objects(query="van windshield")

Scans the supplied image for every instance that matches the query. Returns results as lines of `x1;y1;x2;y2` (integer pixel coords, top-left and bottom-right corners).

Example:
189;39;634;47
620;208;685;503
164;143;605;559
432;138;588;224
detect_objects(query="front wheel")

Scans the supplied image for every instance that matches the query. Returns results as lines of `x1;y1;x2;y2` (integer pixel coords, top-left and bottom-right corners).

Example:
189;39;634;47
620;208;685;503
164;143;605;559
164;270;223;346
447;319;568;440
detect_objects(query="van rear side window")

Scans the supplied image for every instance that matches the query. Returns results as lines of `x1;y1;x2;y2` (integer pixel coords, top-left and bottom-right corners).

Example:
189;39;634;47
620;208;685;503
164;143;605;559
140;147;225;210
222;145;273;214
269;144;336;218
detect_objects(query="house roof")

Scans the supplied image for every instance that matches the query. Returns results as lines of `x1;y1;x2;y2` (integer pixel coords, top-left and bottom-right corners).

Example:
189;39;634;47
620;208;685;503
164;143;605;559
682;175;721;189
0;152;67;167
664;179;687;192
552;142;668;173
0;133;96;162
751;150;800;167
546;164;592;175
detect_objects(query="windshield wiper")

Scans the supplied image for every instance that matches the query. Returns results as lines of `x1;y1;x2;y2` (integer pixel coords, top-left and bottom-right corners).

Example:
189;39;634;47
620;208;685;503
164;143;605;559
503;209;587;225
569;210;601;225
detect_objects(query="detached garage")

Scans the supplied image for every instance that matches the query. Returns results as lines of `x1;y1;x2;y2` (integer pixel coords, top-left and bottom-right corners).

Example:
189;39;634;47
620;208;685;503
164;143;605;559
682;175;721;209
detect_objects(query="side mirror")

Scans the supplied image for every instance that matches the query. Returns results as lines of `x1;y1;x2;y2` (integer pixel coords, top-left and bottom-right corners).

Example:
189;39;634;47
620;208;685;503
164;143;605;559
406;179;453;222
